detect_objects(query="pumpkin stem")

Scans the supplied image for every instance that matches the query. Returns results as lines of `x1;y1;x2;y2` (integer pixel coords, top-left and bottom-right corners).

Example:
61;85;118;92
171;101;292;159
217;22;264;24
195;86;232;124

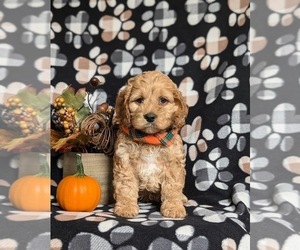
75;153;86;177
37;153;50;177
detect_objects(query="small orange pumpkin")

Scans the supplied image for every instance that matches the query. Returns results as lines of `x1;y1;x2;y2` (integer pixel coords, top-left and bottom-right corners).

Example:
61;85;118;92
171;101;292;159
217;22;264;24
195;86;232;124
9;154;50;211
56;153;101;212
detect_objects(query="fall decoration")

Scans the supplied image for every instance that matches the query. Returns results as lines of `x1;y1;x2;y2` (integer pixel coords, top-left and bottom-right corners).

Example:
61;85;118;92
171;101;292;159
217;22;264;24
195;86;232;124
63;152;114;204
51;87;88;137
50;79;117;155
80;103;115;155
8;154;50;211
56;153;102;211
0;87;50;153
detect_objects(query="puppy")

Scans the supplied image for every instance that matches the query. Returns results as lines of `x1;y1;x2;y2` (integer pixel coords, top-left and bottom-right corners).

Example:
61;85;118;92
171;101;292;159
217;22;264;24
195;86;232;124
113;71;188;218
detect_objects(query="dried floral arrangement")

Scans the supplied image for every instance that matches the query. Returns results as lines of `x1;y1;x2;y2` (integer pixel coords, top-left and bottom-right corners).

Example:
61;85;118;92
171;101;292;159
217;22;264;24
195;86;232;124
50;78;117;155
0;87;50;153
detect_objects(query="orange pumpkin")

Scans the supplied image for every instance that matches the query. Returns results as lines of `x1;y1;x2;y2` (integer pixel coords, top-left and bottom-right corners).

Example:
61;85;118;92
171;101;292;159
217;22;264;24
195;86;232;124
56;154;101;212
9;154;50;211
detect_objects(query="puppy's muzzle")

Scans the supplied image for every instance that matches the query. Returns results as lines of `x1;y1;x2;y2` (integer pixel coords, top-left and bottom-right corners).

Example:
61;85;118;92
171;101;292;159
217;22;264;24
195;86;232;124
144;113;157;123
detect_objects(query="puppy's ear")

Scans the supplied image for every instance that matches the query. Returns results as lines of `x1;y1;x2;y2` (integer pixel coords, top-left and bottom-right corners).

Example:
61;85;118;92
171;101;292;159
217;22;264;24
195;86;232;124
113;78;134;127
172;87;189;130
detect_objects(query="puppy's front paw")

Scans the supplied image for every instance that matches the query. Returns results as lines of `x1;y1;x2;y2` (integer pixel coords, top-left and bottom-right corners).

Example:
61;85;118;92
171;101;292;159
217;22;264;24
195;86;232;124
114;202;139;218
161;200;186;218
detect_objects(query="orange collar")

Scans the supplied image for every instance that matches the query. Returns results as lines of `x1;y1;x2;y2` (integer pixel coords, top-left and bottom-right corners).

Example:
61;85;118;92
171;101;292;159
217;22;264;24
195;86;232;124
121;126;178;147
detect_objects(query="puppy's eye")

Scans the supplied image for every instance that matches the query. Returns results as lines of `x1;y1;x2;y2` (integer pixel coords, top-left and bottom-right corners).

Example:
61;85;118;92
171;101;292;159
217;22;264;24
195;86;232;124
159;97;169;105
135;98;144;104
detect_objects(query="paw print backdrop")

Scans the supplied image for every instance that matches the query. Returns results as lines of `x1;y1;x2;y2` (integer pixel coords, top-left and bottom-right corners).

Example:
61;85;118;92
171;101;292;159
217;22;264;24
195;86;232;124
52;0;250;193
251;0;300;247
0;0;298;249
50;1;250;249
10;0;300;249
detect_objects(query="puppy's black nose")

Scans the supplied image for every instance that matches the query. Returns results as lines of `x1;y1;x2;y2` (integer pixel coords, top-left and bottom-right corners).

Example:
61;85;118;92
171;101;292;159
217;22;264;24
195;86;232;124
144;113;157;123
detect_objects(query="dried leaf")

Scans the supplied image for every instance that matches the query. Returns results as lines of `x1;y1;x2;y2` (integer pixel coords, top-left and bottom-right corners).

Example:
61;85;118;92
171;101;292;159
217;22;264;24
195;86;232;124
14;87;50;125
76;87;87;101
15;86;37;105
16;87;49;109
76;106;90;125
2;131;49;152
51;130;89;152
57;86;90;125
51;130;64;146
60;86;86;110
0;88;50;153
0;129;19;147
